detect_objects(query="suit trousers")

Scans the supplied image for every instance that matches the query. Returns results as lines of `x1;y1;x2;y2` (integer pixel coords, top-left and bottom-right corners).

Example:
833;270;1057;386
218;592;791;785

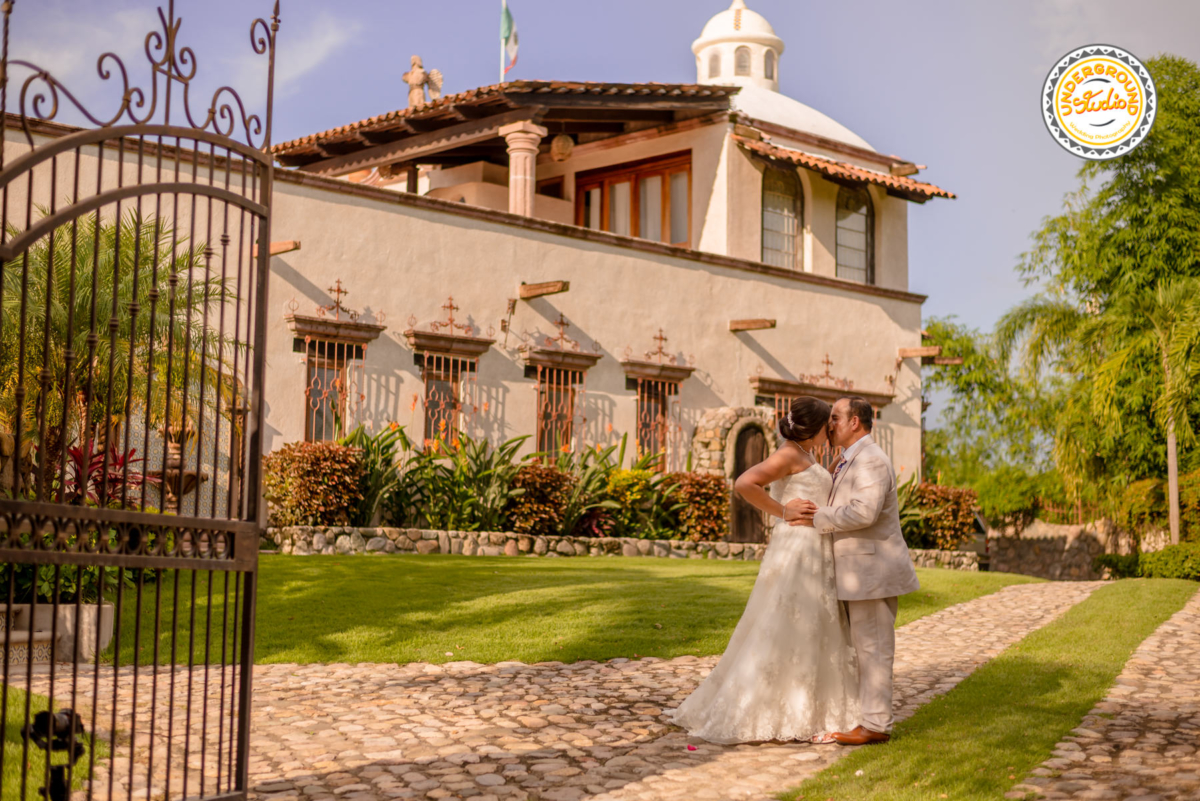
845;596;899;733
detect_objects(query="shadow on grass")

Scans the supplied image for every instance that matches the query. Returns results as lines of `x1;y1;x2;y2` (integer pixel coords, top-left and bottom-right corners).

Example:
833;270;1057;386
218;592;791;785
109;555;762;667
780;578;1199;801
2;685;106;801
105;559;1044;668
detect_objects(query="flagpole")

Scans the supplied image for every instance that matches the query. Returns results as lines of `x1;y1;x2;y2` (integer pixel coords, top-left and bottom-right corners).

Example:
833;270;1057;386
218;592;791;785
500;0;506;84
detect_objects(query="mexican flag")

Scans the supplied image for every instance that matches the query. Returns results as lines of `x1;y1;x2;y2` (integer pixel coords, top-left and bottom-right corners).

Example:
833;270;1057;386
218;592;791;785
501;0;519;77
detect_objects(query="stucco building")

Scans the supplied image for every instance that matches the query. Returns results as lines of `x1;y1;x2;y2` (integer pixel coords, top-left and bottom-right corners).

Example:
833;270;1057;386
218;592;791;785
262;0;954;538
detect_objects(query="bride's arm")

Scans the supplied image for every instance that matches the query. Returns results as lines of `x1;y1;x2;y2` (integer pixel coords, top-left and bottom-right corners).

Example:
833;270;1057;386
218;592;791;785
733;445;805;520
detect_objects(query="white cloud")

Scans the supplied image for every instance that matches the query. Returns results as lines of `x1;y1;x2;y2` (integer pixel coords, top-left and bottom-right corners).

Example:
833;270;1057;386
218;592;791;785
227;11;363;101
6;5;158;123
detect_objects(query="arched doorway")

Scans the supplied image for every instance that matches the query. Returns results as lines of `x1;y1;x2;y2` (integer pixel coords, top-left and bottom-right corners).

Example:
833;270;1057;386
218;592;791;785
730;425;769;542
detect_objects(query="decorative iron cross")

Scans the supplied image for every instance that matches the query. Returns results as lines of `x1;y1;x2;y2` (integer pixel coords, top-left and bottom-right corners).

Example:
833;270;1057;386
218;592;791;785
546;313;579;350
318;279;358;321
645;328;673;364
821;353;835;376
429;296;471;334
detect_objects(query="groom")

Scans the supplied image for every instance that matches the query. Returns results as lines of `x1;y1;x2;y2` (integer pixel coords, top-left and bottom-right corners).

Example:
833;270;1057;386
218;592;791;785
785;396;920;745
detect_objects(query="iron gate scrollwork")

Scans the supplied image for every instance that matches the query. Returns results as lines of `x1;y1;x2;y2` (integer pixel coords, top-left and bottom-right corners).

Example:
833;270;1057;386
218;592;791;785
0;2;278;800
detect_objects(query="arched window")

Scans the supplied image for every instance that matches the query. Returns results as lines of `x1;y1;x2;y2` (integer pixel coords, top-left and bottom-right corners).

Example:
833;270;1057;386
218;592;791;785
836;186;874;284
762;166;802;270
735;46;751;76
708;52;721;79
764;50;776;80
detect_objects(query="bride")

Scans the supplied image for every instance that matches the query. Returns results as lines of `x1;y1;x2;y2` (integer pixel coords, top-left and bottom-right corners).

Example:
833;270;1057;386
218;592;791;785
669;396;859;744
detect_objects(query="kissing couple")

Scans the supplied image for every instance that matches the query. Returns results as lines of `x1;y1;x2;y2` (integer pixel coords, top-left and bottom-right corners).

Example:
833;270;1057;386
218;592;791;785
670;396;919;745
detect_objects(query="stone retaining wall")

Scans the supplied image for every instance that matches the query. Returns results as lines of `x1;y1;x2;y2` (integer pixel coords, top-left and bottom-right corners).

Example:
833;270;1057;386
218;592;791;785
986;518;1137;581
908;548;983;571
266;526;769;560
265;527;984;570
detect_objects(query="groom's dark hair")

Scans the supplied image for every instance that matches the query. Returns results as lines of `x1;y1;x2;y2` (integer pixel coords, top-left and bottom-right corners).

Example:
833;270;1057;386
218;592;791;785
841;396;874;432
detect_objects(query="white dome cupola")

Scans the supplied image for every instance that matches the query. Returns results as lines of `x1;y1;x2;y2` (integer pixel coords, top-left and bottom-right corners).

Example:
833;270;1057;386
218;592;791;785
692;0;784;93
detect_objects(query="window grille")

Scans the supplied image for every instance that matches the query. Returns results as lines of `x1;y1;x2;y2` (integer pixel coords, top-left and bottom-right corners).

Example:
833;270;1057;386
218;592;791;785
531;365;585;452
629;376;683;472
416;351;479;446
836;185;874;284
765;49;776;80
762;166;802;269
295;337;366;442
708;52;721;78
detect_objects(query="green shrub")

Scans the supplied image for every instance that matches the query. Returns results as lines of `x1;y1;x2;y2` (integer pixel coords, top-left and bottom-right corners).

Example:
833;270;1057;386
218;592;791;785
664;472;729;542
1178;468;1200;543
1138;542;1200;580
1093;553;1140;579
974;465;1041;530
906;482;979;550
506;463;574;537
263;441;364;527
606;469;657;537
1116;478;1166;534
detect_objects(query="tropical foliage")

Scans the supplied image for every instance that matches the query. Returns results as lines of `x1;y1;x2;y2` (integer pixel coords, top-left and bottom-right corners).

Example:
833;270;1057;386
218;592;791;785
0;211;241;503
924;55;1200;542
264;428;733;541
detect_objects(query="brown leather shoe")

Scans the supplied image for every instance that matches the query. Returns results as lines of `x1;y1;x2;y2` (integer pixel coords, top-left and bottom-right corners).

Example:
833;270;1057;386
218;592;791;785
832;725;890;745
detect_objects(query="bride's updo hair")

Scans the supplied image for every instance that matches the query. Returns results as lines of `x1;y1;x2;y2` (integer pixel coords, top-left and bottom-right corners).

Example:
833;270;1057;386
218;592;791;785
779;396;831;444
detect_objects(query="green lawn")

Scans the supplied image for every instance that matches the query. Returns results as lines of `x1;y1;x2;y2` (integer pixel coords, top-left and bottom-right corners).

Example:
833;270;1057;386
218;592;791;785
779;578;1199;801
111;556;1039;666
2;686;106;801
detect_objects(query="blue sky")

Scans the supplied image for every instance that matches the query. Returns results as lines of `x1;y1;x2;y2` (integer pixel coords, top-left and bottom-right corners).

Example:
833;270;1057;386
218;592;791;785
13;0;1200;418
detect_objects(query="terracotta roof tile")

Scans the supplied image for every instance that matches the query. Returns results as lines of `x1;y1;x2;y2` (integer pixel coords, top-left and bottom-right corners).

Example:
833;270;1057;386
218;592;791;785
732;135;955;202
272;80;740;157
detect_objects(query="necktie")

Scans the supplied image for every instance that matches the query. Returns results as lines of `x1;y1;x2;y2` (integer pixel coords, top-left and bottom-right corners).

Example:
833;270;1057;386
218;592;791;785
832;458;847;481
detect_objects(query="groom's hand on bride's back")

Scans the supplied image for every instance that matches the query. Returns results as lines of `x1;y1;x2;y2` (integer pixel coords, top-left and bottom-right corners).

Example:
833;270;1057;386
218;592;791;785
784;499;818;526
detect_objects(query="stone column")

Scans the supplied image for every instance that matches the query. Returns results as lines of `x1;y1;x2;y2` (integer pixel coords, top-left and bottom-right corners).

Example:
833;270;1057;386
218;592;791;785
499;121;548;217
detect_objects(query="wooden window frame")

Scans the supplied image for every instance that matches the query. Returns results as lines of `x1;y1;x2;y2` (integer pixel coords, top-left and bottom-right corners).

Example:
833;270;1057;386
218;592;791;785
835;184;875;285
575;151;692;248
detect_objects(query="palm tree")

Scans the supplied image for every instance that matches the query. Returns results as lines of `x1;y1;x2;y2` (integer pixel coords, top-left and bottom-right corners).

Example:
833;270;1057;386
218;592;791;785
0;210;244;497
998;279;1200;544
1092;279;1200;545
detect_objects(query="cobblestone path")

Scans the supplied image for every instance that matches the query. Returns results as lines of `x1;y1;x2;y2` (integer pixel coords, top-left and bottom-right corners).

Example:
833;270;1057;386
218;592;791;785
1009;587;1200;801
9;581;1101;801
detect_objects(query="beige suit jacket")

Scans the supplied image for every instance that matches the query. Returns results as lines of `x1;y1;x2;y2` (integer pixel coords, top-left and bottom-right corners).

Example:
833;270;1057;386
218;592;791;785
813;435;921;601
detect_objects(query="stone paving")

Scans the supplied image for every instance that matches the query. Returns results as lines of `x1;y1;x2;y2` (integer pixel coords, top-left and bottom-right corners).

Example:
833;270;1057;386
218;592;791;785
1009;588;1200;801
4;580;1105;801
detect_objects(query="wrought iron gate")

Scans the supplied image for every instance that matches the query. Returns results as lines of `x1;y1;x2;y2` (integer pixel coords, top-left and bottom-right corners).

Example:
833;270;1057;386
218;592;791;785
0;2;278;800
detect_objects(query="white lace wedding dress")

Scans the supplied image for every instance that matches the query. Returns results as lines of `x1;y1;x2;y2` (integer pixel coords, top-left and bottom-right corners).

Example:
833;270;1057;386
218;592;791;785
669;463;860;743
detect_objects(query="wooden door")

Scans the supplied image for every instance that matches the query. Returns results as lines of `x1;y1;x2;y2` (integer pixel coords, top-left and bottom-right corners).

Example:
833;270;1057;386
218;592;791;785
729;426;769;543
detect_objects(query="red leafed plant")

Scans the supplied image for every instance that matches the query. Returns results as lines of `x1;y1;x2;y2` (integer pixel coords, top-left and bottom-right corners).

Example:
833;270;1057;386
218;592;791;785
63;438;158;508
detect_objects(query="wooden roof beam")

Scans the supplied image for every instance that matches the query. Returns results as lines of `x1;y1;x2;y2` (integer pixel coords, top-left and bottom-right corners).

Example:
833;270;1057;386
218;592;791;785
303;107;546;177
519;280;569;300
542;108;676;123
729;318;776;332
